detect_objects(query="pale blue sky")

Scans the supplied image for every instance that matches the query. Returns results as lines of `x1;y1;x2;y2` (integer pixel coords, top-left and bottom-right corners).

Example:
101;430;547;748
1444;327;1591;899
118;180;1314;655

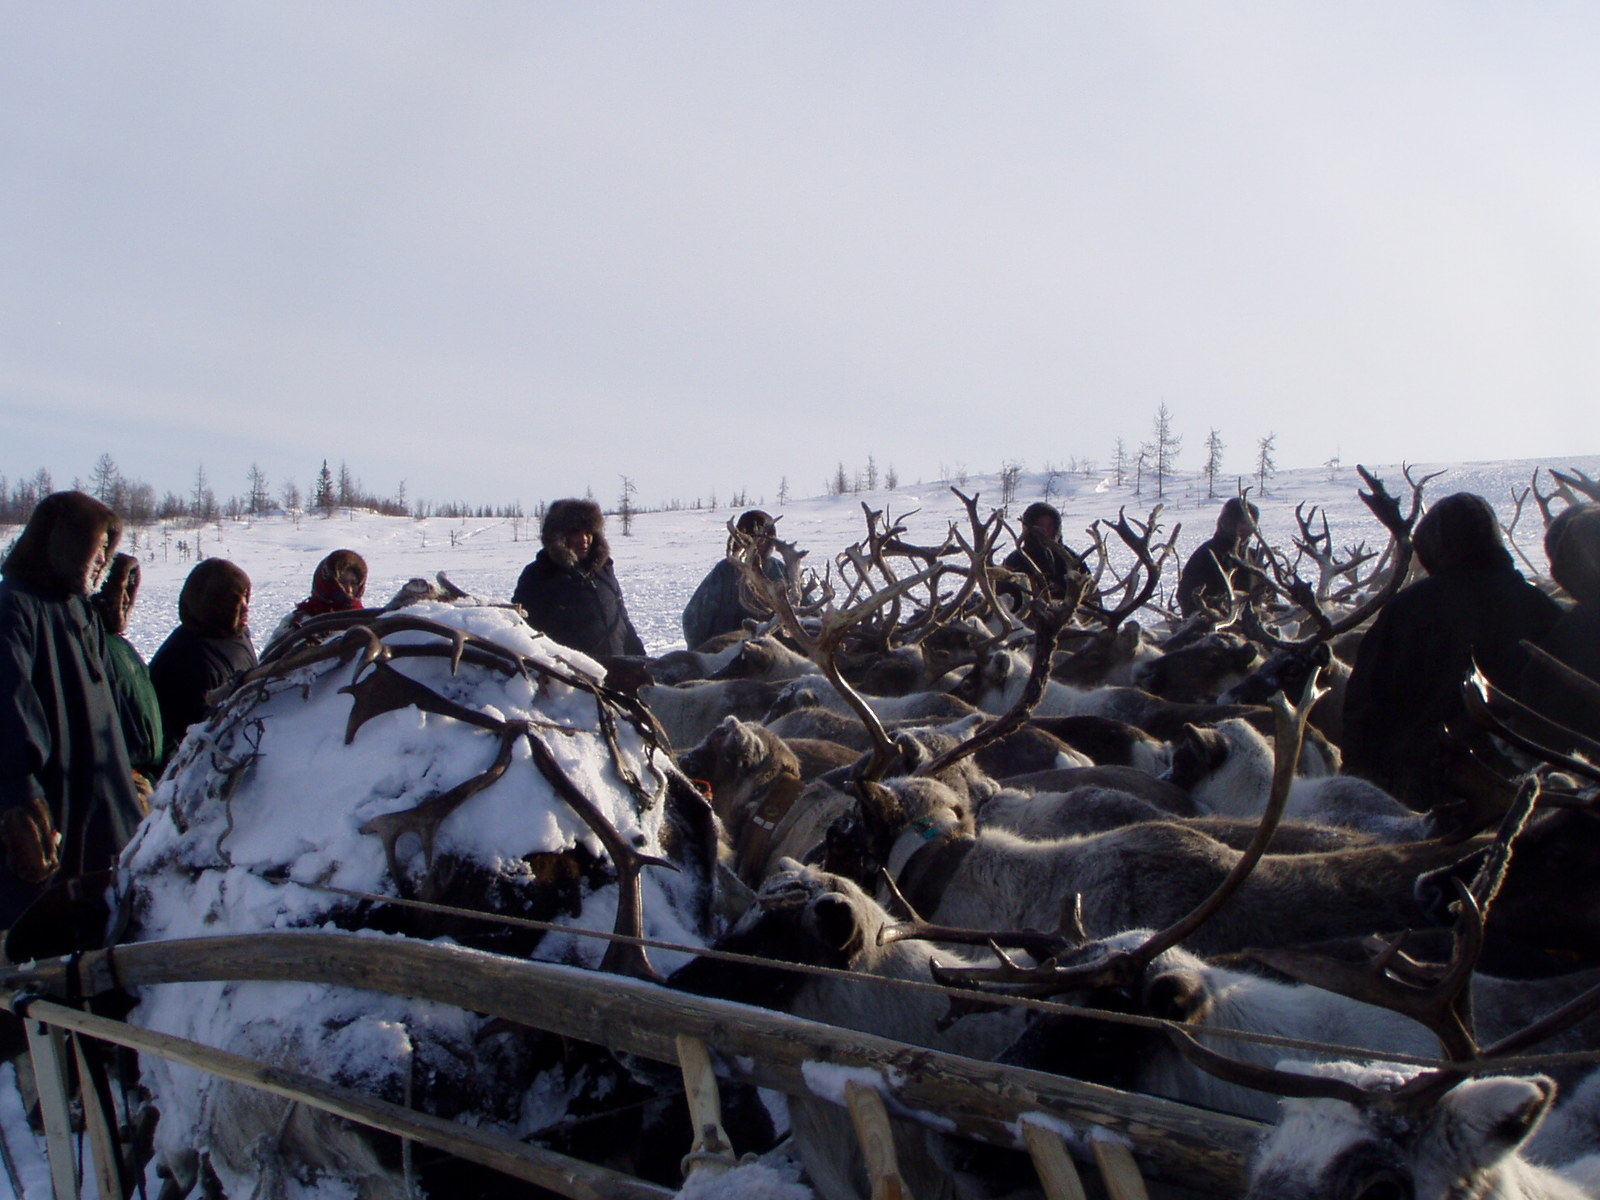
3;4;1597;510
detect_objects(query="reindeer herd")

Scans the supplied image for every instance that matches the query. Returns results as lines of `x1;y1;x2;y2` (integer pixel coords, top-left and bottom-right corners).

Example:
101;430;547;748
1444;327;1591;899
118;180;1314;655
632;466;1600;1200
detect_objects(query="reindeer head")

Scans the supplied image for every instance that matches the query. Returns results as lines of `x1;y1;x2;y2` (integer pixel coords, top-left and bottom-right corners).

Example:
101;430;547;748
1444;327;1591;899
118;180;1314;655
1245;1063;1558;1200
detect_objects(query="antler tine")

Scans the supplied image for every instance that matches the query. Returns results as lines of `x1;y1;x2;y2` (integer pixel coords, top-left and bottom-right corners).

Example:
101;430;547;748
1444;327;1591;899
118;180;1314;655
912;585;1079;781
971;672;1327;1000
948;487;1026;638
1266;464;1426;644
1468;773;1542;915
1130;670;1323;966
1165;1028;1378;1107
1529;467;1564;529
1251;878;1485;1062
878;915;1082;959
1551;467;1600;503
1461;662;1600;785
1481;977;1600;1062
1500;484;1544;579
1081;505;1169;630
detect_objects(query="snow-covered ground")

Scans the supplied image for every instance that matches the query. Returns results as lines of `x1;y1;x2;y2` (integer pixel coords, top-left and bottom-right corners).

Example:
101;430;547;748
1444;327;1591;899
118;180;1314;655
0;453;1596;1200
88;454;1599;663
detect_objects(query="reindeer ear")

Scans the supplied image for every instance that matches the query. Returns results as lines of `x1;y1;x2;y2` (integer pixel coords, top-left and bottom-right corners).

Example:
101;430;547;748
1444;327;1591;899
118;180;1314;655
1439;1076;1557;1164
1143;968;1212;1023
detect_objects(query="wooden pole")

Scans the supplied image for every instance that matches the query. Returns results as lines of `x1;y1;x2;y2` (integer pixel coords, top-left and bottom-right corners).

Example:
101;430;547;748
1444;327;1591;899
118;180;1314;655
675;1035;735;1179
845;1080;912;1200
4;934;1266;1192
71;1033;128;1200
1092;1139;1152;1200
10;996;672;1200
1022;1121;1088;1200
24;1018;78;1200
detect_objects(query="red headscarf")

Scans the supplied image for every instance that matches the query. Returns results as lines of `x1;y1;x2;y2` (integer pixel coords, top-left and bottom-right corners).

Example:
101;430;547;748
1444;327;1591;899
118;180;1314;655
292;549;368;621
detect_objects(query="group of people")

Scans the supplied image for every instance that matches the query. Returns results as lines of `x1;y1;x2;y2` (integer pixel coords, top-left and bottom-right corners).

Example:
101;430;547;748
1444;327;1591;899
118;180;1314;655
0;494;370;931
5;483;1600;936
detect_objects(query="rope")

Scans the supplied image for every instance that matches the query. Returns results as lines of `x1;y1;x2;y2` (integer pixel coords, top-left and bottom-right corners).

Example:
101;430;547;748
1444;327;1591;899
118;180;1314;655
195;866;1600;1077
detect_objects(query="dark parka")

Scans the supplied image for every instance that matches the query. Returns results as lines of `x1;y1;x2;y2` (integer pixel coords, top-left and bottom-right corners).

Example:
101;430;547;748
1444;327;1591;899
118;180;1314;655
1176;498;1266;617
513;499;646;660
1520;502;1600;747
1341;492;1562;809
681;558;786;650
1003;539;1087;604
149;558;258;764
93;553;164;779
0;492;144;924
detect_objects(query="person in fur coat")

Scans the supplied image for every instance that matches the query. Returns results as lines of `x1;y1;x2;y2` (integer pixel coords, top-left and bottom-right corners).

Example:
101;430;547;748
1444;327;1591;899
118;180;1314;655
512;499;646;661
149;557;258;765
0;492;145;926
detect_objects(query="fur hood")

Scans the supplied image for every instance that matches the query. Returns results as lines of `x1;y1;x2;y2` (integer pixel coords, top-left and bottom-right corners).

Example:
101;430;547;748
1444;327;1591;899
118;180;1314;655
180;558;252;639
1;490;122;597
541;498;610;570
1546;503;1600;605
1415;492;1514;575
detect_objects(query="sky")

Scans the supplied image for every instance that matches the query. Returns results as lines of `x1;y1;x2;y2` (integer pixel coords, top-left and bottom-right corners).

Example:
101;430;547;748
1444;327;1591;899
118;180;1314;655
3;3;1599;513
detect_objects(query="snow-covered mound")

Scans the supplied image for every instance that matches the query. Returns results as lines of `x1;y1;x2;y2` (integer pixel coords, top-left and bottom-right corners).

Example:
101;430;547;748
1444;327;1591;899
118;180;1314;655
118;598;719;1197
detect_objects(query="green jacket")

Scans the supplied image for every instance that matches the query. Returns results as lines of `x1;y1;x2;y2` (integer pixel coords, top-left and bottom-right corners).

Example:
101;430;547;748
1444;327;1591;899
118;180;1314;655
105;631;164;777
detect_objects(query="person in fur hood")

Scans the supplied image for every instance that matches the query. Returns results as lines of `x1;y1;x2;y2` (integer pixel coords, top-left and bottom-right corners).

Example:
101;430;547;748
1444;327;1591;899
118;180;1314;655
149;557;258;765
0;491;145;927
1341;491;1560;809
512;499;646;662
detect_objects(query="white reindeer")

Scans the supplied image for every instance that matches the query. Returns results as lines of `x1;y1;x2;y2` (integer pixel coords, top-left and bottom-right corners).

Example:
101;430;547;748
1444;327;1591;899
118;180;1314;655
1167;716;1430;841
1245;1062;1600;1200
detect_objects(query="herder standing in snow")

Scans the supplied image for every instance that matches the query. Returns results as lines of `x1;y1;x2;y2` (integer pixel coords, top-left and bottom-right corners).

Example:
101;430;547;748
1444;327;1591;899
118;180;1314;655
93;552;164;785
150;558;258;766
513;499;646;662
681;508;785;650
0;492;146;928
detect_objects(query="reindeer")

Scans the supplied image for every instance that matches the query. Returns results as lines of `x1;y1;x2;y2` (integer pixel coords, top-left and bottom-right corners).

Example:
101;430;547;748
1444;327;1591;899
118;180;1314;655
1164;716;1434;841
668;863;1029;1200
1241;1064;1596;1200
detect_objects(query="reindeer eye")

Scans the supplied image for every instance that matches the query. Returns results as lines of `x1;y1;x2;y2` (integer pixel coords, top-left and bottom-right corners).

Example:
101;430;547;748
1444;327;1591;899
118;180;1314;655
1354;1171;1412;1200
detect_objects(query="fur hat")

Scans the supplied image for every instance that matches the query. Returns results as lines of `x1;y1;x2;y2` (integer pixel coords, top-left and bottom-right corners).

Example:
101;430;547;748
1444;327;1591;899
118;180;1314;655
180;558;252;638
541;498;609;569
1414;492;1513;575
736;509;777;538
1216;497;1259;539
92;553;142;634
1;491;122;596
1546;503;1600;604
1020;502;1062;532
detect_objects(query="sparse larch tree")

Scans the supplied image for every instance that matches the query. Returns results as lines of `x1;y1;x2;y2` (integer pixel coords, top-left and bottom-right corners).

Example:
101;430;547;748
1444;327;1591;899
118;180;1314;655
1203;429;1225;499
884;463;898;491
777;476;790;505
1151;403;1181;499
831;462;849;497
617;475;636;537
1255;432;1278;496
191;464;216;521
281;479;302;511
1111;438;1129;488
337;462;356;508
865;455;878;491
247;463;271;515
1000;460;1023;508
90;453;119;505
